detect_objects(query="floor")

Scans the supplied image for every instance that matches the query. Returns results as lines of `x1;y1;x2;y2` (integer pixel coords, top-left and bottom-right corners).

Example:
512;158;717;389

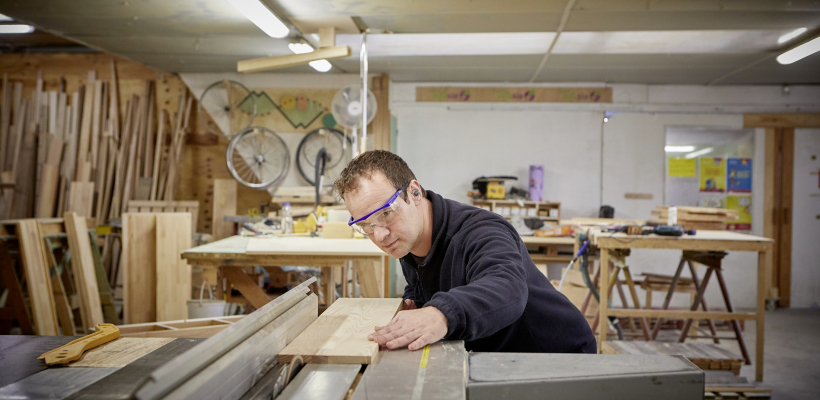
656;308;820;400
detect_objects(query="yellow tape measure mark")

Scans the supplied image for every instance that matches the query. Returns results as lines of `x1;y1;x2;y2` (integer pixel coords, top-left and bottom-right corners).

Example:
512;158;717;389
419;345;430;368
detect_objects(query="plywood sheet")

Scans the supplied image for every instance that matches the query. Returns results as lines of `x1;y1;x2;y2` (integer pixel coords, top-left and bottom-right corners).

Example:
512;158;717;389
278;298;402;364
246;237;384;256
155;213;192;321
69;337;173;367
16;220;59;335
65;212;105;331
123;213;156;324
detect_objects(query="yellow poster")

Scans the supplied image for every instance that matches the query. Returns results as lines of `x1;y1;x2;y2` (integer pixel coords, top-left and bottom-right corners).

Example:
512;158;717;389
668;157;696;177
726;195;752;231
699;157;725;192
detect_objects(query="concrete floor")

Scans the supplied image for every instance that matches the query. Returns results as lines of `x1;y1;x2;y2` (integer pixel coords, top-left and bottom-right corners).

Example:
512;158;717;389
659;308;820;399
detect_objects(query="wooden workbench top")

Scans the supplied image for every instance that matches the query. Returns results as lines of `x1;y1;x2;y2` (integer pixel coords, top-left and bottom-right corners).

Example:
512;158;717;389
591;229;772;252
181;235;386;264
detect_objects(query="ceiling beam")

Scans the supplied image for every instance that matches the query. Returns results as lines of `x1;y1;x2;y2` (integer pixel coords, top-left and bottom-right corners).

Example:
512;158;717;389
529;0;577;83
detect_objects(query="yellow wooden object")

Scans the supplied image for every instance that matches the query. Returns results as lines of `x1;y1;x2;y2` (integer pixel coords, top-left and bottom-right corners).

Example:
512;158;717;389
38;323;120;365
305;213;318;232
293;220;307;234
486;182;505;199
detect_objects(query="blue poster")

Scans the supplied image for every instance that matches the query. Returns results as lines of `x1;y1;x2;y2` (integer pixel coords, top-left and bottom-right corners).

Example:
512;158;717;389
727;158;752;193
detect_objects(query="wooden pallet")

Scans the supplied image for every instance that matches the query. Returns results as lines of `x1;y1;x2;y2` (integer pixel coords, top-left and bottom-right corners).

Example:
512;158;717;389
603;341;742;375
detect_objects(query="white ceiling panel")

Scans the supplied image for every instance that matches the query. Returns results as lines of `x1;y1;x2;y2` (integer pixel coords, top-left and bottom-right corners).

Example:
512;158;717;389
337;32;557;56
552;30;799;54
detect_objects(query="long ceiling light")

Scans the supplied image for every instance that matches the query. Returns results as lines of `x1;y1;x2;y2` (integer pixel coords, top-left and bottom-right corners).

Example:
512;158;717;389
665;145;696;152
288;42;332;72
685;147;714;159
0;24;34;34
228;0;289;38
778;27;807;44
777;36;820;65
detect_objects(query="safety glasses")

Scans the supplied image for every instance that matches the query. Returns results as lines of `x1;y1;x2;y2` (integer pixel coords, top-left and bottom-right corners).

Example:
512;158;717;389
348;189;404;235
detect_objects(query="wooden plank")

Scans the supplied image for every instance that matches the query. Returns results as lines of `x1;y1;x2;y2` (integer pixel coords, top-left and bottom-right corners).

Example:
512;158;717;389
68;337;173;367
763;128;777;299
221;267;271;309
65;212;105;332
16;220;59;335
123;212;157;324
90;80;103;178
51;272;76;336
67;181;95;218
76;84;94;181
237;46;351;73
0;73;9;171
743;113;820;128
354;259;385;298
167;294;318;399
606;309;758;320
155;213;192;321
212;179;237;240
120;97;141;215
149;110;166;200
778;128;794;307
108;97;133;220
278;297;402;364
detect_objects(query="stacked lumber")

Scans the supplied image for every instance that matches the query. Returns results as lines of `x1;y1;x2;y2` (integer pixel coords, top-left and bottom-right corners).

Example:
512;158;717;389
0;66;194;224
650;206;738;230
604;341;742;375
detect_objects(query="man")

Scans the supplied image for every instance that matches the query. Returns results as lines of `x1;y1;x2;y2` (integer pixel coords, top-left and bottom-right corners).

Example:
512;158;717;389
334;150;596;353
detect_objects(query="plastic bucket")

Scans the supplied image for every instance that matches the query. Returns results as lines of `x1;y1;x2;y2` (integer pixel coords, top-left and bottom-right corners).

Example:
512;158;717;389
187;281;225;319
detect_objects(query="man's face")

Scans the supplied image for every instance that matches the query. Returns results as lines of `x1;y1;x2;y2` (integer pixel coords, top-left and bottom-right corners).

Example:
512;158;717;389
344;172;422;258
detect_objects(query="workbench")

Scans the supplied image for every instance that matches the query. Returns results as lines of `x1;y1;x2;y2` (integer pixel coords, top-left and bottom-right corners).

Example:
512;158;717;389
590;229;773;382
182;236;388;308
520;235;576;264
0;335;705;400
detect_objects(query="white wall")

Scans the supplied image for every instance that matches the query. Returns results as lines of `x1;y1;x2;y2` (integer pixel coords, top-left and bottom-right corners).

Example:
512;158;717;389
392;82;820;309
396;107;603;217
791;129;820;308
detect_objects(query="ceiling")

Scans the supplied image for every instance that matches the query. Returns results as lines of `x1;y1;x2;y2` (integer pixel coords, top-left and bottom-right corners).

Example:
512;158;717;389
1;0;820;84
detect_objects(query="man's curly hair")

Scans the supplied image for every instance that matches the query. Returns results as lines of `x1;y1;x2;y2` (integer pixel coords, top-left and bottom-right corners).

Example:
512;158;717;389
334;150;425;202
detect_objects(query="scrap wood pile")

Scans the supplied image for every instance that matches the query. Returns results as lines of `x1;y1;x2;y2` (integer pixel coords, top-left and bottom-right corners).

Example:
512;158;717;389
650;206;738;230
0;65;194;224
604;340;743;375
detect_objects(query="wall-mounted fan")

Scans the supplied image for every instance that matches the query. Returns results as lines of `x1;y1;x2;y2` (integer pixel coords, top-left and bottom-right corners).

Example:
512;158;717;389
331;84;377;159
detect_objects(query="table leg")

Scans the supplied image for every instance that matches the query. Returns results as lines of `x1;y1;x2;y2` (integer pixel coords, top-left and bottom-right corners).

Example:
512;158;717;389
341;265;349;298
623;267;651;341
354;259;385;298
220;267;271;309
686;261;720;344
677;267;714;342
756;250;768;382
650;258;687;339
597;248;609;353
714;267;751;364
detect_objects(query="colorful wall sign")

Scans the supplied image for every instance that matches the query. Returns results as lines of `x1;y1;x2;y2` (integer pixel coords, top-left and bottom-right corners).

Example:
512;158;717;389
668;157;697;177
699;157;726;192
726;195;752;231
230;88;340;134
415;87;613;103
727;157;752;193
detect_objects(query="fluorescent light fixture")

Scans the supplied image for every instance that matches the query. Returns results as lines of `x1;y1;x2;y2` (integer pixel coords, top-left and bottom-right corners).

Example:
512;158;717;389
0;24;34;34
665;146;695;152
308;60;332;72
288;42;332;72
0;13;13;21
228;0;289;38
778;27;807;44
288;42;313;54
777;36;820;65
684;147;714;159
603;117;609;123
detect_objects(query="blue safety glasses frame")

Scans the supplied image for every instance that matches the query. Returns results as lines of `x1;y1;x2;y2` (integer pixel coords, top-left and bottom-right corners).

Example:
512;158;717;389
348;188;404;232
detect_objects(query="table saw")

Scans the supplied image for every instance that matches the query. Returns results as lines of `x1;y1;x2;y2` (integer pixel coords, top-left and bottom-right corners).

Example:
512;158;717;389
0;279;704;400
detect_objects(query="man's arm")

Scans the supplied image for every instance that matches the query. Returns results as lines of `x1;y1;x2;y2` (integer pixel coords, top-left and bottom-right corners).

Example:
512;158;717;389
425;221;528;342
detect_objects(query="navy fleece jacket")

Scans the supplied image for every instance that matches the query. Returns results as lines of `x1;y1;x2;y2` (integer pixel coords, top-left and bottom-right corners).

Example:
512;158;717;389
400;190;596;353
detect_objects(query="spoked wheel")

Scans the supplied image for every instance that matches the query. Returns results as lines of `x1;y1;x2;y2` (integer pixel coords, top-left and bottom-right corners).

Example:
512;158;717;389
226;126;290;189
296;127;353;186
199;80;256;138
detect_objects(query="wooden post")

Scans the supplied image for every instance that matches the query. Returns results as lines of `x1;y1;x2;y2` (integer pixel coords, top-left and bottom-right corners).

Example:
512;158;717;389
597;249;609;353
212;179;237;240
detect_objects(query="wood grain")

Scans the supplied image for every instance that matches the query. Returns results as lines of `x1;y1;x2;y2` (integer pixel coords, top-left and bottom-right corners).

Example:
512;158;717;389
123;213;157;324
65;212;105;332
278;298;401;364
212;179;237;240
16;220;59;335
155;213;192;321
66;181;95;218
68;337;173;367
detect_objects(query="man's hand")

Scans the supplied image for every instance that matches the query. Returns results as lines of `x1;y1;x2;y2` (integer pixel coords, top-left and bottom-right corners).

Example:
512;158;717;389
368;306;447;351
401;299;417;310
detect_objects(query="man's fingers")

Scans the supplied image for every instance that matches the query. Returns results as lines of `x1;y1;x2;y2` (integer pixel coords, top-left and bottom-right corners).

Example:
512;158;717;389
408;335;431;351
374;322;414;345
386;329;421;350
